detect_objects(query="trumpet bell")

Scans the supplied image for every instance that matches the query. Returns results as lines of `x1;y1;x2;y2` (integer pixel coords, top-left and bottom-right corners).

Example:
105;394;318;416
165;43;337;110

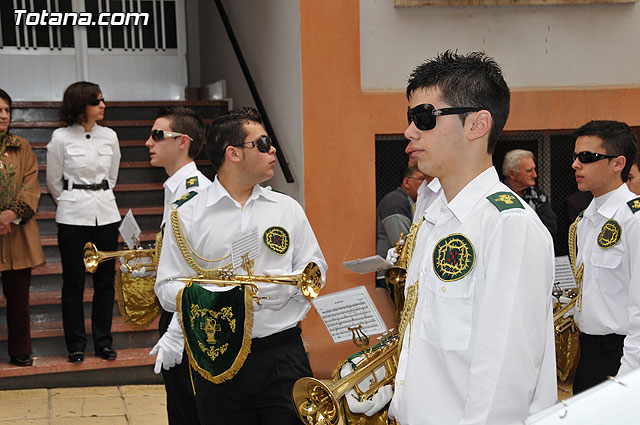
292;377;340;425
300;262;322;301
83;242;101;273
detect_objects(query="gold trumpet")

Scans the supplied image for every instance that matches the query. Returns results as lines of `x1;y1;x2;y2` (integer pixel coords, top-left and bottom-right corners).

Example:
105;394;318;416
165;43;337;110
384;218;423;323
174;262;322;302
83;242;155;274
292;329;398;425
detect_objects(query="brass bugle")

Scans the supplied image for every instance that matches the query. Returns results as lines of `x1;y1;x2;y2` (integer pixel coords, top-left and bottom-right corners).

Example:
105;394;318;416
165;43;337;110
292;333;398;425
174;262;322;302
82;242;155;274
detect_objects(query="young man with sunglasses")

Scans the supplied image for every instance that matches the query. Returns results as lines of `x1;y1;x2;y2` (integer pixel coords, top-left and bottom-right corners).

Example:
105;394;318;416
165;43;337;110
154;106;327;424
137;106;210;425
379;51;557;425
570;120;640;394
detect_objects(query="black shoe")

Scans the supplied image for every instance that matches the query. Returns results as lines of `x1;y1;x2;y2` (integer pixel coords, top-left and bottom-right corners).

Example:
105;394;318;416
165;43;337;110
96;346;117;360
68;351;84;363
9;355;33;367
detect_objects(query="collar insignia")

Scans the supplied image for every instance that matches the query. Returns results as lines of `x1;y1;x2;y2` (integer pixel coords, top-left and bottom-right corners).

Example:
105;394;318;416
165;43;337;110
432;233;475;282
487;191;524;211
628;198;640;214
598;219;622;249
173;191;197;207
186;176;199;189
263;226;289;255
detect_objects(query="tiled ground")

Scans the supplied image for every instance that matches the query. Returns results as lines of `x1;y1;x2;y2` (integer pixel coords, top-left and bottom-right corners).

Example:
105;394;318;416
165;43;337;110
0;385;168;425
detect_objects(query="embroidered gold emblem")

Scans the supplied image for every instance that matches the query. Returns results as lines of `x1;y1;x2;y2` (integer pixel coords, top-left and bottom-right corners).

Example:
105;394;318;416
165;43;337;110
263;226;290;255
487;191;524;211
190;304;236;362
597;219;622;249
496;194;515;204
432;234;476;282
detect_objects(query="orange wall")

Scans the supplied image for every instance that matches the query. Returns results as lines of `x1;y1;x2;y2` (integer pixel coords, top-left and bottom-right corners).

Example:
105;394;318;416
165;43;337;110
298;0;640;377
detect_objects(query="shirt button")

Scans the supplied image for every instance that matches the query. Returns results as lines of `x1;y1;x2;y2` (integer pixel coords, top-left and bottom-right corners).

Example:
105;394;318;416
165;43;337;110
441;286;446;293
399;380;405;385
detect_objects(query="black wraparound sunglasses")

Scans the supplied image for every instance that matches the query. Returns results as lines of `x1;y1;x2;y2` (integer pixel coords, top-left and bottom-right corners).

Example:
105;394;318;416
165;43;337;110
150;129;193;142
87;98;106;106
230;136;273;153
573;151;618;164
407;103;481;131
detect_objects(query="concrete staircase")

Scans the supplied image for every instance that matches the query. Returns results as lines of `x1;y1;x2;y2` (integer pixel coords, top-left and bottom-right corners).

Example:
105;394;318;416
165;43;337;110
0;100;227;389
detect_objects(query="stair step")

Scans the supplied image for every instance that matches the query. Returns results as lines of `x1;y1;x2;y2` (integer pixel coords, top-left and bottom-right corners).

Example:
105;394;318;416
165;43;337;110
0;290;93;308
39;230;158;247
0;347;155;378
37;158;209;171
39;182;164;194
36;206;163;220
12;119;214;129
0;316;159;341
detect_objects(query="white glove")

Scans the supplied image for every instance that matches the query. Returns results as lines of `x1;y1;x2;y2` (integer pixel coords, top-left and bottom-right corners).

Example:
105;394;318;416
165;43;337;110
149;313;183;374
386;244;401;265
255;268;299;311
119;253;155;277
341;355;393;416
563;306;577;319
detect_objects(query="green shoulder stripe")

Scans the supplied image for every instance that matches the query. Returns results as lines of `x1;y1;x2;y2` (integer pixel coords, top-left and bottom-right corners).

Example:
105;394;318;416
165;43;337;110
486;191;524;212
173;191;198;208
186;176;199;189
628;197;640;214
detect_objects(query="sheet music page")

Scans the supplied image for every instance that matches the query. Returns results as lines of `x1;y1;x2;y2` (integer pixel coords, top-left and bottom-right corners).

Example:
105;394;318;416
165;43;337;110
118;209;141;249
231;227;260;271
312;285;387;343
555;255;578;291
343;255;394;274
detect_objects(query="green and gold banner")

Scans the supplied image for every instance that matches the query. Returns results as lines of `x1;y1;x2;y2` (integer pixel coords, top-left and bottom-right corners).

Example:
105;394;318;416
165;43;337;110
177;283;254;383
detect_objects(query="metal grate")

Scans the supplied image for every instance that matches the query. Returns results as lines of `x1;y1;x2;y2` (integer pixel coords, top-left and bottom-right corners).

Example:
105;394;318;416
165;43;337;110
374;128;635;256
1;0;74;49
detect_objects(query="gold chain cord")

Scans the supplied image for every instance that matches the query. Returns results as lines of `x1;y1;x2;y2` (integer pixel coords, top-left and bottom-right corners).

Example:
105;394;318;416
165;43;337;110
170;208;232;277
568;215;584;310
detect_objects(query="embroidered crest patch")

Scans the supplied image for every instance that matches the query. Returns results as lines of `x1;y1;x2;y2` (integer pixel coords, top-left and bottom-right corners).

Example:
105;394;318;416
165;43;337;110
487;192;524;211
186;176;199;188
598;219;622;249
173;191;197;207
263;226;290;255
628;197;640;214
432;233;475;282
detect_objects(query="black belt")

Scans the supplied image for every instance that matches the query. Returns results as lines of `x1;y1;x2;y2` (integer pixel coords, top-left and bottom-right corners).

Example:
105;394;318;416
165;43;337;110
250;326;301;352
63;179;109;190
579;333;625;348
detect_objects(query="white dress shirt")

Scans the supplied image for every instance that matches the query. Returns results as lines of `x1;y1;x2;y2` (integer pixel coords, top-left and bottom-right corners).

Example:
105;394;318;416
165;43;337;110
413;177;442;222
155;177;327;338
574;184;640;376
162;161;212;226
389;167;557;425
46;124;121;225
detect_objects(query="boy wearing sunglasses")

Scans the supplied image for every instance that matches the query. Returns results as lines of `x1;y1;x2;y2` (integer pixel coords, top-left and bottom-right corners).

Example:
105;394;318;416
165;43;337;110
570;120;640;394
154;106;327;424
380;51;557;425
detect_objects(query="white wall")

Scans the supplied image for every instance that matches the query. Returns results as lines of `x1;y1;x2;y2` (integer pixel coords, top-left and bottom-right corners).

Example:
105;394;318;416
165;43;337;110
361;0;640;90
197;0;304;204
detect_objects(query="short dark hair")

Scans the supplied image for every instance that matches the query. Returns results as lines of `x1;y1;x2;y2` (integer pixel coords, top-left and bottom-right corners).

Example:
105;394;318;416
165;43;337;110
406;50;510;154
60;81;102;126
634;152;640;169
206;106;263;172
574;120;638;182
0;88;12;110
156;106;205;159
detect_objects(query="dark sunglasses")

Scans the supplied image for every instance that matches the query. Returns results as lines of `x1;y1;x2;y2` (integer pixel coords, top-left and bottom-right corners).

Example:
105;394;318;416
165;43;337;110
230;136;273;153
572;151;618;164
87;98;106;106
150;129;193;142
407;104;481;131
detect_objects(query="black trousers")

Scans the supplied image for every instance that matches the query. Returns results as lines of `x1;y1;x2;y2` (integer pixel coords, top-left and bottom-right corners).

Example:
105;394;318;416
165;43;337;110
159;309;202;425
2;268;32;357
58;222;119;353
573;332;625;395
193;326;312;425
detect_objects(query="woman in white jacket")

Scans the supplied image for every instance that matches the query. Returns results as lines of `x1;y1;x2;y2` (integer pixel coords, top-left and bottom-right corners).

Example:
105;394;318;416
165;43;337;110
46;81;121;363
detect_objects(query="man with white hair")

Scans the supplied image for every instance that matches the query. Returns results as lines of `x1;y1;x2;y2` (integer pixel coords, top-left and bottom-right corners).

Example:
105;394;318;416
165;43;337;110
503;149;557;235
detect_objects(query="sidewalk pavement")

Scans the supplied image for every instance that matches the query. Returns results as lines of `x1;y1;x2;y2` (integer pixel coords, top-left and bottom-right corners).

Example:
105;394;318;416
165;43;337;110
0;385;168;425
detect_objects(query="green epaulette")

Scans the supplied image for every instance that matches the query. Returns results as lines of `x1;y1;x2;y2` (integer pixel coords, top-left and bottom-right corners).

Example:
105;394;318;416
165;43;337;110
486;191;524;212
186;176;199;189
173;191;198;207
628;197;640;214
578;210;585;220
